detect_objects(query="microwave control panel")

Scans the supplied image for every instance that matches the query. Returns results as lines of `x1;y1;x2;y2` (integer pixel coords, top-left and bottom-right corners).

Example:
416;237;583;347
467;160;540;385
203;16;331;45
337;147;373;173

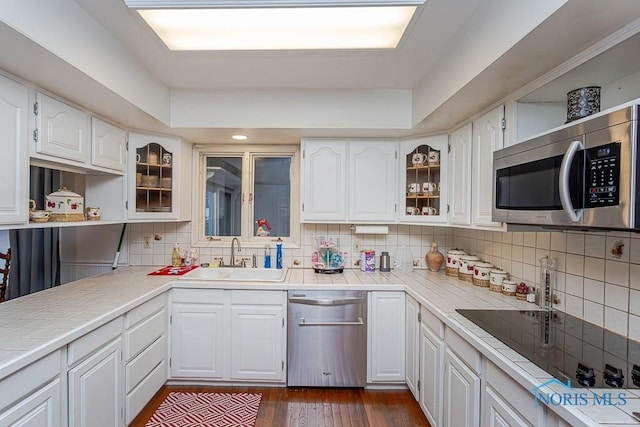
585;142;620;207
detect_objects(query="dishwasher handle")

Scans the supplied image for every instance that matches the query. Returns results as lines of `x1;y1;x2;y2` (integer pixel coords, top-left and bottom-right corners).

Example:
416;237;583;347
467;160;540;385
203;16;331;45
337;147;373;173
288;297;366;306
299;317;364;326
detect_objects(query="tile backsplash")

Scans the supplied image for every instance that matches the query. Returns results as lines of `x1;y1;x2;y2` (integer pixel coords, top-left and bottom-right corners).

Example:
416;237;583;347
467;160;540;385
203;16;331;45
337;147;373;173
125;223;639;339
453;228;640;340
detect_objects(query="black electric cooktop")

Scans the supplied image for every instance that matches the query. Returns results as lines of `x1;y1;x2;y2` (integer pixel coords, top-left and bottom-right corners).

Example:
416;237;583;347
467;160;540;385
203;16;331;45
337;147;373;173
456;309;640;389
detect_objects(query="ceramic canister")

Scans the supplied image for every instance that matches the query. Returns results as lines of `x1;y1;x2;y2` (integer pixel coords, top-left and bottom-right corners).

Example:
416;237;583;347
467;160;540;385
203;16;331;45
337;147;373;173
446;249;466;276
458;255;480;282
502;279;517;296
489;269;509;292
472;262;493;287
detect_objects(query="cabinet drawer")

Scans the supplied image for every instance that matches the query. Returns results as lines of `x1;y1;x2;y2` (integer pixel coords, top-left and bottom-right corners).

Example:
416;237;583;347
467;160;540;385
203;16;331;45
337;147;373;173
125;361;166;425
420;306;444;339
0;351;60;411
68;317;123;365
444;328;481;374
126;335;165;393
172;289;225;304
485;360;541;425
231;290;284;305
125;309;165;361
126;295;165;328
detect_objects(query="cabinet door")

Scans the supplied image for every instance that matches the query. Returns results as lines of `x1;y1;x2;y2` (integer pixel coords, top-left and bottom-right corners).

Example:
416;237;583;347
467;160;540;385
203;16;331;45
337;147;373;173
128;132;186;220
443;348;480;427
368;292;405;382
472;106;504;227
301;139;347;222
230;305;284;381
348;141;397;221
68;338;122;427
400;135;448;223
34;92;89;164
170;303;225;378
91;117;125;172
405;295;420;400
419;322;444;427
0;379;61;427
0;74;28;224
448;123;472;225
483;386;531;427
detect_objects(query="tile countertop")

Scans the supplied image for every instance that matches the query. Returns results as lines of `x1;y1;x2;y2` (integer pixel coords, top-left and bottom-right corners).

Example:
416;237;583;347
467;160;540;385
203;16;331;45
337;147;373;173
0;266;637;426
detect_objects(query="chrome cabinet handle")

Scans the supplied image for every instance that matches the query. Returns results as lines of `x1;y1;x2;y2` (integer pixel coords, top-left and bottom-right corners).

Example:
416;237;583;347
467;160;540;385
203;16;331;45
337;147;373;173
559;140;583;223
298;317;364;326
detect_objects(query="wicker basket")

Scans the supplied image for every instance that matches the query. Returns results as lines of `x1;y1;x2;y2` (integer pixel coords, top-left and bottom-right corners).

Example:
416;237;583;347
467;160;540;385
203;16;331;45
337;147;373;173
472;277;490;287
489;283;502;292
515;292;528;301
50;213;85;222
458;273;473;283
445;267;458;276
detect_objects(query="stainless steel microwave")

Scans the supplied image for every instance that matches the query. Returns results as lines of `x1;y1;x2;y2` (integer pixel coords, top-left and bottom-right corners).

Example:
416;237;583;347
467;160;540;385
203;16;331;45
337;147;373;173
492;104;640;231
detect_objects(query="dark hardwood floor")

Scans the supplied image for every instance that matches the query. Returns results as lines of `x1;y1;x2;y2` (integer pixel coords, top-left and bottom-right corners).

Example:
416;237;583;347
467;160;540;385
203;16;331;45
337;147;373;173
130;385;431;427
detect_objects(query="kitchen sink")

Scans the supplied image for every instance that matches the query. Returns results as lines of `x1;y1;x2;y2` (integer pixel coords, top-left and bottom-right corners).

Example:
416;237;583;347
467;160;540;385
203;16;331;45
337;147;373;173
179;267;288;282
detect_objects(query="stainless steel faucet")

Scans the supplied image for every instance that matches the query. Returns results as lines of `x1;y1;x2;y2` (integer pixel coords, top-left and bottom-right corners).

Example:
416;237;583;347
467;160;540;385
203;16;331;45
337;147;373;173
230;237;241;266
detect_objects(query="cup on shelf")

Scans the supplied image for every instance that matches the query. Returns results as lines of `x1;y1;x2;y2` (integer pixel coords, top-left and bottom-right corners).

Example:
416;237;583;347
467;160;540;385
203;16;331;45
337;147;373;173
428;151;440;164
136;153;141;163
407;182;419;194
422;182;437;195
406;206;420;215
162;153;172;165
412;153;427;166
422;206;437;215
30;210;50;223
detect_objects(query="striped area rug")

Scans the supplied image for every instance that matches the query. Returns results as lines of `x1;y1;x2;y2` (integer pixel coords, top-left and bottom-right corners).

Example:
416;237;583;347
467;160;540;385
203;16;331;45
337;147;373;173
146;392;262;427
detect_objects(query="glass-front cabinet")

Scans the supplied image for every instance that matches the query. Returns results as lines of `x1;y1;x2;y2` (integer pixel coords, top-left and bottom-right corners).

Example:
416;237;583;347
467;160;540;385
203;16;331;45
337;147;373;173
399;135;448;223
128;132;190;221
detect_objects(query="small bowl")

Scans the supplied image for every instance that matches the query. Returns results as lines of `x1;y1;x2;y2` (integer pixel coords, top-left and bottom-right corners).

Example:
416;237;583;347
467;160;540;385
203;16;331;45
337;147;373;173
30;210;51;223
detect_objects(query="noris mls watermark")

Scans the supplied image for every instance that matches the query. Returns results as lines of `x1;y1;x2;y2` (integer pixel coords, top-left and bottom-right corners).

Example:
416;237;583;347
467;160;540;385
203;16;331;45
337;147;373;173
531;379;628;408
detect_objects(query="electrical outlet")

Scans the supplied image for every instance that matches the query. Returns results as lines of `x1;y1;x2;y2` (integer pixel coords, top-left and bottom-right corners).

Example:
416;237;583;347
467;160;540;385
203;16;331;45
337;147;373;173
143;235;151;249
353;239;361;253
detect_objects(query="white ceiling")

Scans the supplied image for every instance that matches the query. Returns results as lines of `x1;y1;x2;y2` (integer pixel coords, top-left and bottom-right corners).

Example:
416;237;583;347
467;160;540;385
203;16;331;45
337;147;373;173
3;0;640;144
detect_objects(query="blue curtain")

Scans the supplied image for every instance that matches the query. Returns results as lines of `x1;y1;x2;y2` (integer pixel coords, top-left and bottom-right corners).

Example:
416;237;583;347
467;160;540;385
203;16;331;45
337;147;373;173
8;167;61;299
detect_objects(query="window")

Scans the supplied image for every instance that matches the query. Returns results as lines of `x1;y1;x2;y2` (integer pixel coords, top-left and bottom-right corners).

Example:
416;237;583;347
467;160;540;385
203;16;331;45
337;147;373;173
194;146;300;247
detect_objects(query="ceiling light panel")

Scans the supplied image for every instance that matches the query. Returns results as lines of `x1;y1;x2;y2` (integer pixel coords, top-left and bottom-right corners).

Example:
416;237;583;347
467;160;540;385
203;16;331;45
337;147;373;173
138;7;416;50
124;0;424;8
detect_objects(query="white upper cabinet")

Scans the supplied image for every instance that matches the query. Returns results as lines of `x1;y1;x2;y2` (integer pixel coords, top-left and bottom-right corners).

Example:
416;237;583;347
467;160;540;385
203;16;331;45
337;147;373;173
0;74;29;225
301;139;347;222
32;92;89;165
128;132;191;221
348;141;397;222
301;138;397;222
91;117;126;173
448;123;472;226
471;106;504;227
399;135;448;223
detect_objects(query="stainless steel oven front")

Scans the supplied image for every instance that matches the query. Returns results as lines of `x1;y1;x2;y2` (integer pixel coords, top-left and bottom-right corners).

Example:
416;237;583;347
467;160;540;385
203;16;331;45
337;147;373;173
492;104;639;231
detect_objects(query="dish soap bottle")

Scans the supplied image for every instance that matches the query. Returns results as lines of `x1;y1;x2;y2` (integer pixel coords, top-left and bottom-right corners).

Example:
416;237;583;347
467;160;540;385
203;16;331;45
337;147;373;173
264;245;271;268
276;238;283;269
172;243;182;267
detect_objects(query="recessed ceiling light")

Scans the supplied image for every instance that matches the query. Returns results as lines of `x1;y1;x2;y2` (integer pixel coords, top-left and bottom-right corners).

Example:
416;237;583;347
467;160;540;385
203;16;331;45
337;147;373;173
124;1;424;50
232;134;248;140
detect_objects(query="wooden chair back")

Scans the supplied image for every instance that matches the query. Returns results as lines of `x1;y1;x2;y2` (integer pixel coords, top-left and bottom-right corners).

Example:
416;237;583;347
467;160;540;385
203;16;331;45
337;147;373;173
0;248;10;302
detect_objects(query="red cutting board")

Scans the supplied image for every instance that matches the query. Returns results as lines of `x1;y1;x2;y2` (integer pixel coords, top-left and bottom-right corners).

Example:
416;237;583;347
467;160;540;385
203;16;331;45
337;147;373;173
148;265;198;276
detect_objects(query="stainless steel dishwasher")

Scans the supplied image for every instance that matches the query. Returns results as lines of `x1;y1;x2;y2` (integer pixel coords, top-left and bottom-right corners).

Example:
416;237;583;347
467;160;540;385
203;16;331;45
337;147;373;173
287;290;367;387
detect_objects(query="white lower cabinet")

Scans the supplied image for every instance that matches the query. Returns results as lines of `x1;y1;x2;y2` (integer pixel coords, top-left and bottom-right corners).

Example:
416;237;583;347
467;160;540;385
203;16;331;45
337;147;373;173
123;294;166;424
419;311;444;427
230;291;286;381
405;295;420;399
170;290;226;379
368;291;405;383
443;329;481;427
0;351;61;427
68;337;123;427
169;289;286;383
484;387;531;427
